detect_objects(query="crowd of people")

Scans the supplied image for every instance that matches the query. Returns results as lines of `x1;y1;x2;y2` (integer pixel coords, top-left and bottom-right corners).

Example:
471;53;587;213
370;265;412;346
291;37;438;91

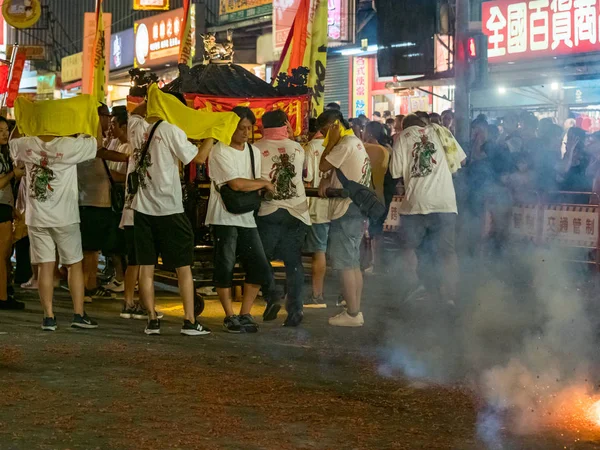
1;91;597;335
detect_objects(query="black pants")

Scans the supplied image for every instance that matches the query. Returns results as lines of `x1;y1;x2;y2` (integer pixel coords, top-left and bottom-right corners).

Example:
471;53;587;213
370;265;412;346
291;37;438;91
212;225;272;288
257;209;308;314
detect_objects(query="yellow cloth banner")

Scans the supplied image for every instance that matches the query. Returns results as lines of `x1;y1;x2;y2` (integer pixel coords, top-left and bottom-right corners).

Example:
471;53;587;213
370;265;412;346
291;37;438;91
15;95;99;137
92;1;107;104
146;84;240;144
323;120;355;147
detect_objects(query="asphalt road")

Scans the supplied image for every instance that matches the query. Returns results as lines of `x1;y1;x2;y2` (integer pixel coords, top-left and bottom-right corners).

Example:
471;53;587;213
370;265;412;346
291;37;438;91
1;278;600;450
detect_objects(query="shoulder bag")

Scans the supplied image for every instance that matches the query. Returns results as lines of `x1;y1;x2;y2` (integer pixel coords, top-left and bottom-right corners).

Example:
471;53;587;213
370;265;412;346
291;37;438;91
102;159;125;213
335;168;387;222
215;144;262;214
127;120;163;199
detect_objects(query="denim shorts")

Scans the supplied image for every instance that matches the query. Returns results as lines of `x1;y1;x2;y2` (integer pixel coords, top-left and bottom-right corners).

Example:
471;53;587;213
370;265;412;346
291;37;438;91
327;204;365;270
397;213;457;256
304;222;330;253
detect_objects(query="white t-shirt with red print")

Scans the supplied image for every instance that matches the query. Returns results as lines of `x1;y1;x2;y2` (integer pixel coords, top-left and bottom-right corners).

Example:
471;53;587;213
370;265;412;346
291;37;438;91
10;136;97;227
128;115;198;217
255;138;311;226
325;135;372;221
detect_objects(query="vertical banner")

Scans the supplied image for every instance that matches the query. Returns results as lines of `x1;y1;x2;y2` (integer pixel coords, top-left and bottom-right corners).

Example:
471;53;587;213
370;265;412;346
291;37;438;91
0;65;9;94
352;56;370;118
92;0;107;103
274;0;328;117
178;0;193;67
6;49;26;108
308;0;328;117
82;11;111;95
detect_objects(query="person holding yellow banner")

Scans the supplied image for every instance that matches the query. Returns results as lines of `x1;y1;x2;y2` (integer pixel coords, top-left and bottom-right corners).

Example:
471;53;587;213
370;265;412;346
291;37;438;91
128;90;234;337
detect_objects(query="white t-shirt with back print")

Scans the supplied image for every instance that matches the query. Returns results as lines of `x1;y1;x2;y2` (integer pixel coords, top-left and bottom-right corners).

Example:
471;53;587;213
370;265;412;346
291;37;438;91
390;125;458;215
304;138;330;224
325;135;372;221
10;136;97;227
255;138;311;226
128;115;198;217
205;141;260;228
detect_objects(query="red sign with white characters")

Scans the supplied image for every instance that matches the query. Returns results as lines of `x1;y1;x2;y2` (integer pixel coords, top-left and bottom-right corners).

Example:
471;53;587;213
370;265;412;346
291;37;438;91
482;0;600;63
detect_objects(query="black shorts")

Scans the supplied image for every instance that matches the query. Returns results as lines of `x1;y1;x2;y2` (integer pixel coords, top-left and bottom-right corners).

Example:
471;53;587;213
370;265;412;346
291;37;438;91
0;204;12;223
80;206;114;252
124;226;137;266
133;211;194;269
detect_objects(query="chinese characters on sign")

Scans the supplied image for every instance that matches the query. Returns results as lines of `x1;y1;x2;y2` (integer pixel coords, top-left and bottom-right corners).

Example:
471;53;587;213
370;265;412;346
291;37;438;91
219;0;272;24
327;0;350;42
482;0;600;62
352;56;370;118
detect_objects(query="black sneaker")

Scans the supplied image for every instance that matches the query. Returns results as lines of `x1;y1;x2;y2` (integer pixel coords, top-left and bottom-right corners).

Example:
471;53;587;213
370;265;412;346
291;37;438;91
41;316;57;331
283;310;304;327
0;297;26;310
120;303;137;319
71;313;98;329
132;305;164;320
181;320;211;336
262;302;281;322
145;319;161;335
223;315;243;333
85;287;116;300
239;314;259;333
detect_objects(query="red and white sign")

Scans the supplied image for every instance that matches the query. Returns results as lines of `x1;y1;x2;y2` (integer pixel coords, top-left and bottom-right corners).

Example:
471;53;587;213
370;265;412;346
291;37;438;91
6;49;26;108
482;0;600;63
273;0;302;56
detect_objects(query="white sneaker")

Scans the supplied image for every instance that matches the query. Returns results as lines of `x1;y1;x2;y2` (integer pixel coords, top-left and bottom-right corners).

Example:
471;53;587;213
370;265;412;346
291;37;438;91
328;310;364;327
103;278;125;293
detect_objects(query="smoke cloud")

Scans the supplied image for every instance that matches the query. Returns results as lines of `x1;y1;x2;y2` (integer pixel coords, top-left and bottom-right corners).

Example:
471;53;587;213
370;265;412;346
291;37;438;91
377;245;599;446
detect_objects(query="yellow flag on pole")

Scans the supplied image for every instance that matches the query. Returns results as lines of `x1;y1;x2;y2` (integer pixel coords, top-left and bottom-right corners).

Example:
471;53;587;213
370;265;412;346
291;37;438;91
179;0;193;67
92;0;106;103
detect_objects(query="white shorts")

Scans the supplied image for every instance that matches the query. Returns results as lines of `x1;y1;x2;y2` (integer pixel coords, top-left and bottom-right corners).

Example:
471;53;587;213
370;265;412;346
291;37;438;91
29;224;83;265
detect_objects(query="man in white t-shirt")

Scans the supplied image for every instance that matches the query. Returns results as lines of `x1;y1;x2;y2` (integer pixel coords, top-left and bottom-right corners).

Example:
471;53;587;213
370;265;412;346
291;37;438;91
303;131;330;308
10;123;103;331
317;110;370;327
206;107;275;333
128;94;214;336
254;110;310;327
390;114;466;305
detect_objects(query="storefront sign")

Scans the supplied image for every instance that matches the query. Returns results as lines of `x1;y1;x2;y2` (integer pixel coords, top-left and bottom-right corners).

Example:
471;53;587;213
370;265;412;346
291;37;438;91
6;49;26;108
273;0;302;56
327;0;351;42
134;7;196;68
352;56;370;117
133;0;169;10
82;12;111;95
8;45;45;60
61;52;83;83
192;94;309;138
0;65;9;94
219;0;272;24
110;29;135;71
2;0;41;29
482;0;600;63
